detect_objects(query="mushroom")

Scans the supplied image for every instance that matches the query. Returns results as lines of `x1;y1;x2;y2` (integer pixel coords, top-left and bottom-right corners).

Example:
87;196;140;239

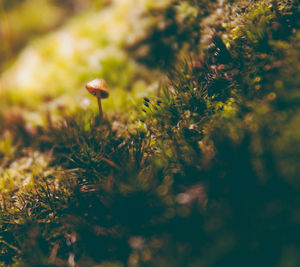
85;78;109;123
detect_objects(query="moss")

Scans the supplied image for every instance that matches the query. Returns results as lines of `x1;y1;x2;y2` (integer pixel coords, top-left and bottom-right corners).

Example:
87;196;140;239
0;0;300;266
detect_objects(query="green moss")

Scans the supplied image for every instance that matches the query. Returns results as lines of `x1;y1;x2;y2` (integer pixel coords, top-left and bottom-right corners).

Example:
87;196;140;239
0;0;300;266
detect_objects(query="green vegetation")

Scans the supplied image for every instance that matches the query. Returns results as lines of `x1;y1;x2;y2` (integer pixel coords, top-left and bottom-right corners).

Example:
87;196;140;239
0;0;299;266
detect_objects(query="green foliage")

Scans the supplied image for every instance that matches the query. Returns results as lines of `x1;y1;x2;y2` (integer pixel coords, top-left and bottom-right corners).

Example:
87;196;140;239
0;0;109;71
0;0;300;266
126;0;215;70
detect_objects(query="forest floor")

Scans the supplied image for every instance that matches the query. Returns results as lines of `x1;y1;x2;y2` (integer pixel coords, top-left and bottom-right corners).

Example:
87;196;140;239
0;0;300;266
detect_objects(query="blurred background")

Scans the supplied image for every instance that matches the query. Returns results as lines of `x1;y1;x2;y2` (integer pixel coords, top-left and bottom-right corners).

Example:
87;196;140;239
0;0;171;126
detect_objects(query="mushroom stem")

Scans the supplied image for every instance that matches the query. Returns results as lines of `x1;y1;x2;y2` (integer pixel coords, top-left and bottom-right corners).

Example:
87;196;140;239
97;96;103;123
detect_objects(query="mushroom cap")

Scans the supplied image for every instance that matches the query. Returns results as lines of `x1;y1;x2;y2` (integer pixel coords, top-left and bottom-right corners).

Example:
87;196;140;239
86;78;109;98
